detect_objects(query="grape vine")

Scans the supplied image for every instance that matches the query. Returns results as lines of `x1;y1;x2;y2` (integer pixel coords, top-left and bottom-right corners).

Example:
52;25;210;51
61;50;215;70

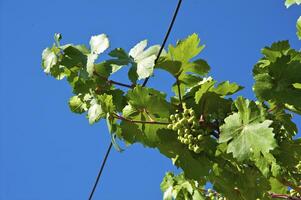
42;1;301;199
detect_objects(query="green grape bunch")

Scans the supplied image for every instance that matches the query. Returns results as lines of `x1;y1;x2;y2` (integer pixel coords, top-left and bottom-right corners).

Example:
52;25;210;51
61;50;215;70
206;189;226;200
167;107;209;154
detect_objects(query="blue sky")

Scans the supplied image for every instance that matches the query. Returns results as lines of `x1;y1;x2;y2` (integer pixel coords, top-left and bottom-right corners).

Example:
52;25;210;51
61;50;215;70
0;0;300;199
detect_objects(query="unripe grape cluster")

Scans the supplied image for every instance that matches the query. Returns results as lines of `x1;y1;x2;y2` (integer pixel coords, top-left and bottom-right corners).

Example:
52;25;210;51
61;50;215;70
206;189;226;200
167;107;208;154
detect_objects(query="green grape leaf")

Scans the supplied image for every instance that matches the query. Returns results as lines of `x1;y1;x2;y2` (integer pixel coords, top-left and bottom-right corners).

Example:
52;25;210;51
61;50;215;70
42;46;59;74
252;151;281;178
157;34;207;78
269;178;287;194
87;99;103;124
90;34;110;55
119;115;167;147
157;129;212;180
122;105;139;118
194;79;216;103
87;34;110;76
68;94;89;114
167;33;204;64
126;85;171;117
128;64;139;84
87;94;115;124
297;16;301;40
107;89;126;113
183;59;210;76
194;79;242;103
285;0;301;7
275;138;301;169
219;97;277;161
108;48;131;73
129;40;160;80
61;45;88;68
253;56;301;112
213;81;244;96
161;172;206;200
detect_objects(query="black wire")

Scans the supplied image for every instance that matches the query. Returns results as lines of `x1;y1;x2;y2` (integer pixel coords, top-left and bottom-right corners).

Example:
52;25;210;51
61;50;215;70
142;0;183;87
88;1;183;199
88;142;113;200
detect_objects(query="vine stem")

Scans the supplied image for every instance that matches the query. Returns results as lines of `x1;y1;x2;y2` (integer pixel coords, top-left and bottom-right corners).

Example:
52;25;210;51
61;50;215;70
176;76;183;110
113;113;169;125
94;71;134;89
142;0;183;87
269;193;301;200
88;142;113;200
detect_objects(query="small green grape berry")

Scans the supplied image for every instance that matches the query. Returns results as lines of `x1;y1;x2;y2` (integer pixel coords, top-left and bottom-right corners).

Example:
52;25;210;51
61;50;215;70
208;193;214;198
194;146;201;153
170;115;175;121
184;129;190;134
188;135;193;140
184;139;189;144
179;129;185;136
172;125;177;131
167;124;173;129
188;144;194;150
197;135;203;141
175;114;180;119
184;109;190;115
188;118;194;124
189;110;195;116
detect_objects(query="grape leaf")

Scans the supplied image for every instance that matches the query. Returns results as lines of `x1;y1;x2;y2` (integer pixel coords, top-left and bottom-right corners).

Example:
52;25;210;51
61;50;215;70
87;94;115;124
161;172;206;200
168;33;204;64
126;85;171;117
87;34;110;76
90;34;110;54
219;97;277;161
87;99;103;124
68;94;89;114
129;40;160;80
42;46;59;74
253;56;301;112
285;0;301;7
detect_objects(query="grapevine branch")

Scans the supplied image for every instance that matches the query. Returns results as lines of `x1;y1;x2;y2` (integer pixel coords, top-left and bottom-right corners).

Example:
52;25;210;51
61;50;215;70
280;179;301;194
270;193;301;200
142;0;183;87
94;71;134;89
176;76;183;110
88;1;183;199
113;113;169;125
